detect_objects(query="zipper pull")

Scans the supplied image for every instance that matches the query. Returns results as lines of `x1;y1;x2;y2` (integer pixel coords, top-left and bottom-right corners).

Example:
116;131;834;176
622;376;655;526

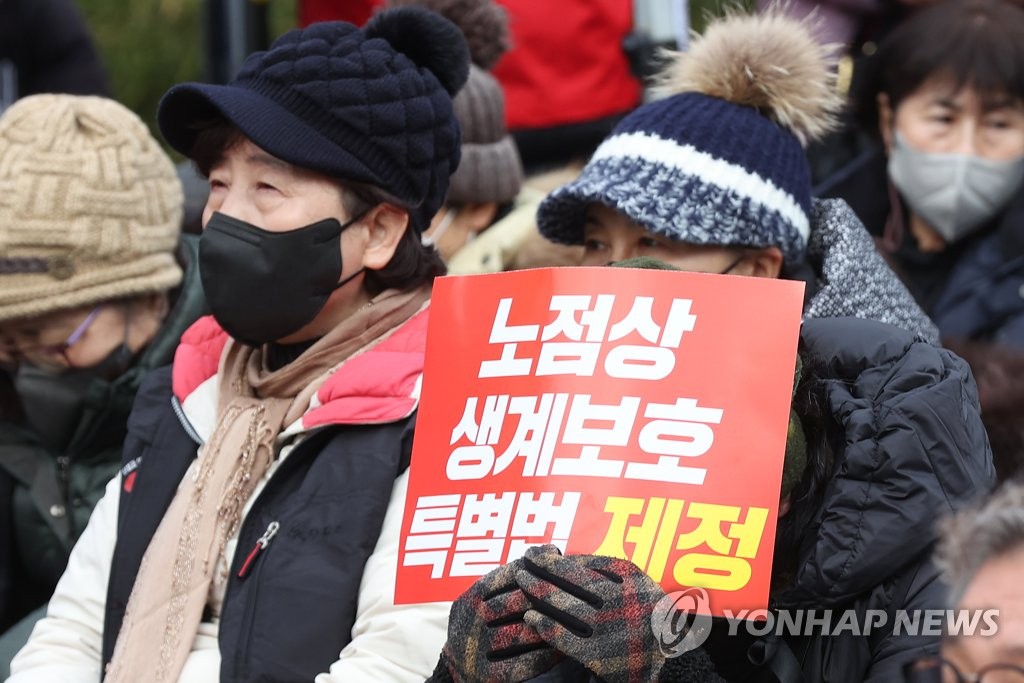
237;521;280;579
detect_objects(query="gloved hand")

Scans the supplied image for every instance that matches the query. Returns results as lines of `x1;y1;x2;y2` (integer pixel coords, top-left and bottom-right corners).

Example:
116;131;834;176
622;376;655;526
434;557;564;682
514;544;668;683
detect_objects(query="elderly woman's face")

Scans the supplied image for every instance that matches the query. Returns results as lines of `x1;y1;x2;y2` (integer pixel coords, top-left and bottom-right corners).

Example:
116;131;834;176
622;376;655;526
885;79;1024;161
202;138;351;232
939;545;1024;682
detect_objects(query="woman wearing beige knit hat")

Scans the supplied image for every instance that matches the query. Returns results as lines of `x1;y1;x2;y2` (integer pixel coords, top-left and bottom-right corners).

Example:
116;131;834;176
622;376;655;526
0;93;205;675
9;7;472;682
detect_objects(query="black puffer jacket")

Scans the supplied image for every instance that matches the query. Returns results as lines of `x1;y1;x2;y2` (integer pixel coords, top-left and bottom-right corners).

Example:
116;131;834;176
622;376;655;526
707;317;994;683
463;317;993;683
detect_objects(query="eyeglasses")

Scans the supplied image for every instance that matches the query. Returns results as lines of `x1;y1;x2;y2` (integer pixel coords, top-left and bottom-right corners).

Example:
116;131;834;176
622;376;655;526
1;306;102;364
49;306;102;358
904;656;1024;683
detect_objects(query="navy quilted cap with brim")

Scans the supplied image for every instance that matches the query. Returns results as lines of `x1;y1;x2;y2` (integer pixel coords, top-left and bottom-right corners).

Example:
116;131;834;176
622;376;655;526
157;9;469;233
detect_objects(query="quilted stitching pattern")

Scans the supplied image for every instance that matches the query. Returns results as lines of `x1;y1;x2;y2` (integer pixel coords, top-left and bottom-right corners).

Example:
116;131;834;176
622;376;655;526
160;12;465;232
235;23;459;213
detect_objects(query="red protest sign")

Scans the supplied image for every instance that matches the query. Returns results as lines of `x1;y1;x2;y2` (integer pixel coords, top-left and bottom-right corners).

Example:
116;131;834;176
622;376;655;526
396;267;804;615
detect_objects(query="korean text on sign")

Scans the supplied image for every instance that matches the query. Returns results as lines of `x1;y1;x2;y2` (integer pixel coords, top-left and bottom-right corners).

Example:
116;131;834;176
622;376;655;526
396;267;804;615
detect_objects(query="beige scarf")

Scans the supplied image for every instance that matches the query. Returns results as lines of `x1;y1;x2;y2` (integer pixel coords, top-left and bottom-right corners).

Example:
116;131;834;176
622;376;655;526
106;286;430;682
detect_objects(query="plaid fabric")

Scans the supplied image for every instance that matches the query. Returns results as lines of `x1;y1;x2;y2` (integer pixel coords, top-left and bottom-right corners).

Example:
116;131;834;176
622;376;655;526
516;545;667;683
442;558;564;682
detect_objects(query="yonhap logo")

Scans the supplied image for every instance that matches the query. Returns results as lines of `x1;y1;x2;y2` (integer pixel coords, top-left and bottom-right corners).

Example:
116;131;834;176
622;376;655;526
651;587;714;657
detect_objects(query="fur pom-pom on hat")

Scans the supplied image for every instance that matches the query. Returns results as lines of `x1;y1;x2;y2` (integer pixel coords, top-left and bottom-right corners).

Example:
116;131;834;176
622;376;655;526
538;9;838;263
653;10;842;147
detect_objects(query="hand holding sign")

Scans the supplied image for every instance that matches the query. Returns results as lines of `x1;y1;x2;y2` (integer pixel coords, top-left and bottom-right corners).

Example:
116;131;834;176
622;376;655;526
438;557;563;682
516;544;667;683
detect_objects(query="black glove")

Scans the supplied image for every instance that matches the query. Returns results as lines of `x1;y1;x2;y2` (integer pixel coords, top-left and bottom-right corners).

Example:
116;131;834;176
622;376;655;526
515;544;668;683
433;557;564;682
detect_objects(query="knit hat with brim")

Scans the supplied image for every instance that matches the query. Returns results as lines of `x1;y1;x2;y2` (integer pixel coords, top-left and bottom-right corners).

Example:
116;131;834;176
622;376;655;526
537;11;841;265
157;7;469;234
0;94;183;322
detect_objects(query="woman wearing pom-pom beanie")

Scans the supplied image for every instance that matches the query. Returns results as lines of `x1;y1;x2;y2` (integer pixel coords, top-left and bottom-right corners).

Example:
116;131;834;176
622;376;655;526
535;11;938;343
428;9;994;683
8;8;468;683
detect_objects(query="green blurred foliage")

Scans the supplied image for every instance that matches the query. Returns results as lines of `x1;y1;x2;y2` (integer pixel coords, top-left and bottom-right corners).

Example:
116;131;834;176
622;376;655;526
690;0;755;33
76;0;297;136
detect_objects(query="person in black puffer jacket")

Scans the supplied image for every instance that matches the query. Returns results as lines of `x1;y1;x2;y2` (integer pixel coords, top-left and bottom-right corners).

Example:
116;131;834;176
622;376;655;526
426;6;993;675
429;314;993;683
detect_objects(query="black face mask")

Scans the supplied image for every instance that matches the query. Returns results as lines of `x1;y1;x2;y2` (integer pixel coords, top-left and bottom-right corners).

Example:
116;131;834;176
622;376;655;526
15;341;134;450
199;211;365;347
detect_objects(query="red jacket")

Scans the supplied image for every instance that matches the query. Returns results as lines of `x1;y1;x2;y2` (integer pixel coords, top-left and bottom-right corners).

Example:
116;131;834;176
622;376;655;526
492;0;640;130
297;0;383;27
296;0;640;131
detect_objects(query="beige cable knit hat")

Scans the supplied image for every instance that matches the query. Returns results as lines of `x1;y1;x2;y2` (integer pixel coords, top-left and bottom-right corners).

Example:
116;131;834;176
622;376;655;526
0;94;183;322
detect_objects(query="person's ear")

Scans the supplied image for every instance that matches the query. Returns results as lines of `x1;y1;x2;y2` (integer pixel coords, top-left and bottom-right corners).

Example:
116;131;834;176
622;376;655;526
459;201;499;236
741;246;783;279
878;92;895;153
360;203;409;270
778;496;792;519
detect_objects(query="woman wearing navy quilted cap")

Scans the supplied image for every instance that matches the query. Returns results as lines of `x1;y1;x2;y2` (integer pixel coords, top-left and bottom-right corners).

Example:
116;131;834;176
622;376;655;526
8;8;469;683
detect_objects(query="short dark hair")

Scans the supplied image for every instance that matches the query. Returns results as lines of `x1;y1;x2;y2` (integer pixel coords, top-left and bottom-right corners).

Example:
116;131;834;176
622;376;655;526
189;120;446;294
189;120;243;178
340;182;447;294
853;0;1024;134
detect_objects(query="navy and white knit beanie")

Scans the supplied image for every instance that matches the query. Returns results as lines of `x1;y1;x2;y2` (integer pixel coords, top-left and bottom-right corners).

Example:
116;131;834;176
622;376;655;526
537;11;842;263
157;7;469;234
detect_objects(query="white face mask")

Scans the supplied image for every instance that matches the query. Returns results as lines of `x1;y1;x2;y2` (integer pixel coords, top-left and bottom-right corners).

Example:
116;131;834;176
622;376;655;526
887;132;1024;244
421;206;458;248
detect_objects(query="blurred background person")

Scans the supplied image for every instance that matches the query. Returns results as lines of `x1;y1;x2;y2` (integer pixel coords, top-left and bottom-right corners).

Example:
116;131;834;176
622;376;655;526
491;0;641;174
903;480;1024;681
293;0;660;174
0;0;110;114
817;0;1024;478
0;94;205;675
